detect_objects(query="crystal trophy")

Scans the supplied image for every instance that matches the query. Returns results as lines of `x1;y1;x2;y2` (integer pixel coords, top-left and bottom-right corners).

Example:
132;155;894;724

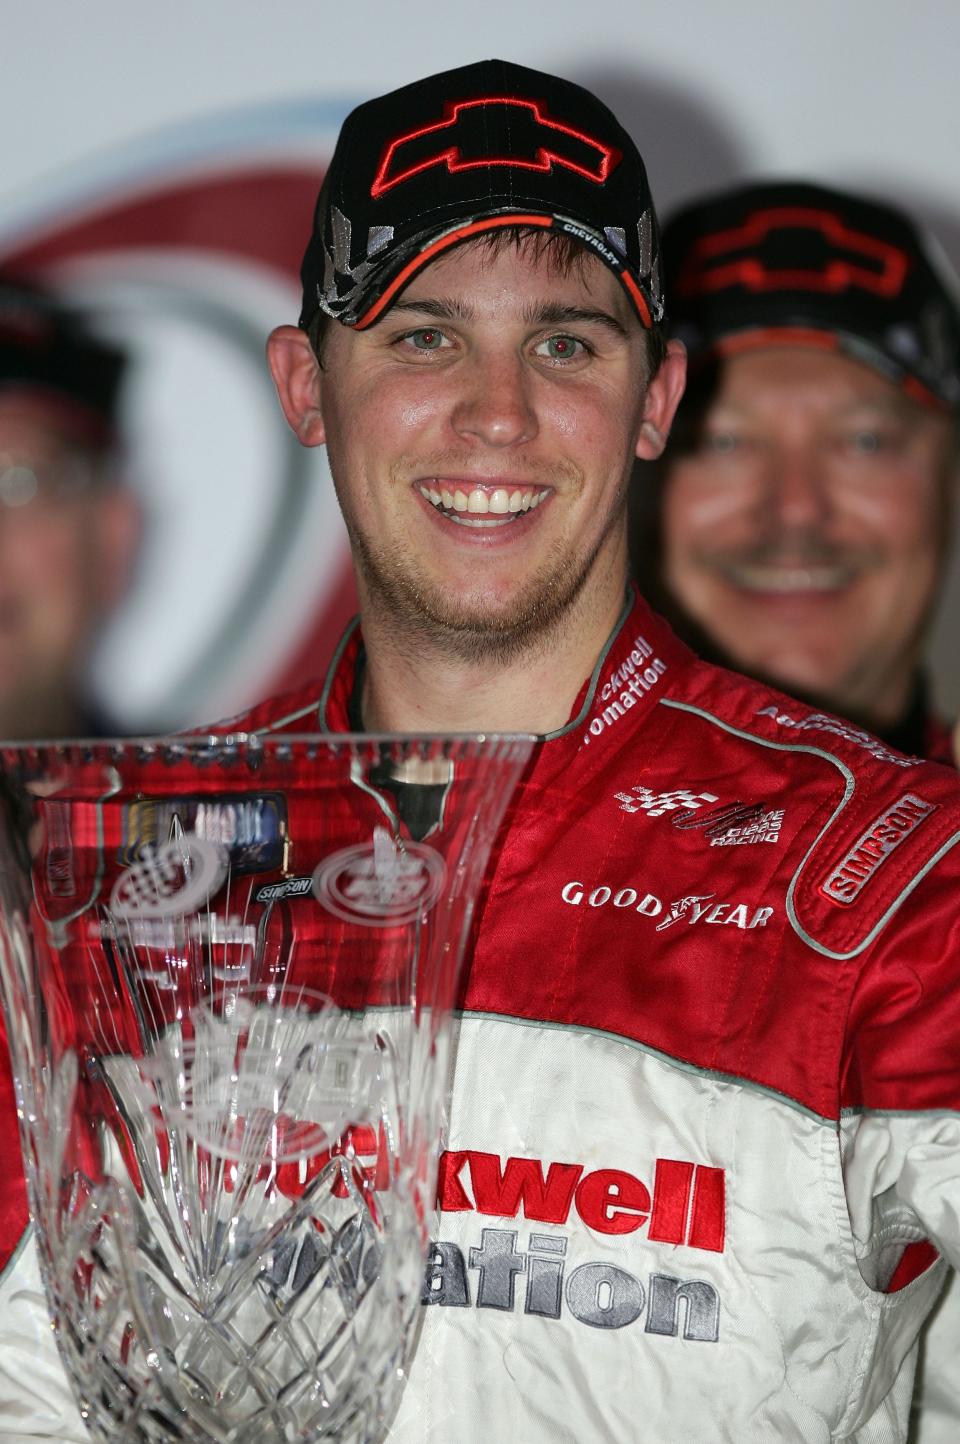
0;732;533;1442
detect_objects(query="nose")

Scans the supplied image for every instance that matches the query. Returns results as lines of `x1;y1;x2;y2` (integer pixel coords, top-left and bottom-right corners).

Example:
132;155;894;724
763;445;832;530
450;350;538;449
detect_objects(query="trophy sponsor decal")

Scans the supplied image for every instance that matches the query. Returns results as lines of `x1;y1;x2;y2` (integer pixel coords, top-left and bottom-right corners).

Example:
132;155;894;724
254;875;315;904
110;835;229;919
120;793;287;875
313;825;447;927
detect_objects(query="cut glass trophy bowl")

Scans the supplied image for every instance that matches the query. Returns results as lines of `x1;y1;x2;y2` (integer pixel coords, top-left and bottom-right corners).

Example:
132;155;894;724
0;732;533;1442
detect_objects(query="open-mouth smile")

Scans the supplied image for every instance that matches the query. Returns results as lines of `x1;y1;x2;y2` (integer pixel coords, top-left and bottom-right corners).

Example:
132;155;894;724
417;481;550;528
717;561;858;595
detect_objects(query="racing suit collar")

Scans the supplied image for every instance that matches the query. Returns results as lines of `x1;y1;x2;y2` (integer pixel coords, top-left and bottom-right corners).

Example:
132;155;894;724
319;586;696;744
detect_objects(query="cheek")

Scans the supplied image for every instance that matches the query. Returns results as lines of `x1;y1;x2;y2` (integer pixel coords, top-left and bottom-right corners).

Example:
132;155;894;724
329;377;451;460
395;394;446;431
0;523;79;583
662;467;752;549
844;475;943;554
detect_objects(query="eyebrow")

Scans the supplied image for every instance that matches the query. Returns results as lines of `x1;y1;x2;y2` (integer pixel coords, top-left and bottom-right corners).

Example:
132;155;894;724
388;297;629;338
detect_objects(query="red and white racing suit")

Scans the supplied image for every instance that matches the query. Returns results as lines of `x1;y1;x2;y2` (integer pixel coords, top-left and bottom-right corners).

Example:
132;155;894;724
2;586;960;1442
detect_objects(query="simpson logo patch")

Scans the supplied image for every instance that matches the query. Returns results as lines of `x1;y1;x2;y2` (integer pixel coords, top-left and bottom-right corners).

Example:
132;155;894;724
821;793;937;904
254;876;314;904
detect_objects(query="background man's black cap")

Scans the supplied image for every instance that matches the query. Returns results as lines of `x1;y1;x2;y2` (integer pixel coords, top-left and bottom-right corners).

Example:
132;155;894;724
662;180;960;410
300;58;664;332
0;274;126;440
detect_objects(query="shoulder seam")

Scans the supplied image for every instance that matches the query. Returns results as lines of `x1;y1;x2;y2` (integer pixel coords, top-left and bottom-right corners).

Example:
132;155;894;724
660;696;960;959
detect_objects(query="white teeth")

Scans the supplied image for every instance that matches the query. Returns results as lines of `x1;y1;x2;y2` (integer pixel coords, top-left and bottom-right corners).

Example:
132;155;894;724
418;483;551;520
726;564;851;593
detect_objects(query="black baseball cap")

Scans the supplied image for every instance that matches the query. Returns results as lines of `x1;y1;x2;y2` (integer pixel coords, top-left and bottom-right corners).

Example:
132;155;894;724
663;181;960;411
0;275;126;442
299;58;664;332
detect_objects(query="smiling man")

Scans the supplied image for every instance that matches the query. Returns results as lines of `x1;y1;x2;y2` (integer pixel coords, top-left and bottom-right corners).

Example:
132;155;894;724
633;179;960;1444
638;181;960;759
253;67;960;1443
4;60;960;1444
271;236;678;737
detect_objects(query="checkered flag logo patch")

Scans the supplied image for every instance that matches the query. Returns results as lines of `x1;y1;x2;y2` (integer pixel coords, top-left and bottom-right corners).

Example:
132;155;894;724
615;786;720;818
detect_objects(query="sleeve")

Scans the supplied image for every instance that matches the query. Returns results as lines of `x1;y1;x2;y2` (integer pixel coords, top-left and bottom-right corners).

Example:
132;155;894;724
838;855;960;1293
911;1273;960;1444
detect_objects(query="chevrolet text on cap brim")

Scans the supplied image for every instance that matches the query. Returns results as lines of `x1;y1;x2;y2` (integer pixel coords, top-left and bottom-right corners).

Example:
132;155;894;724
299;58;665;333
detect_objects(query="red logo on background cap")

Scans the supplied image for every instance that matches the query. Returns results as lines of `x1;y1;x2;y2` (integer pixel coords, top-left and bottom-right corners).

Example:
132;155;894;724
371;96;620;198
676;207;909;300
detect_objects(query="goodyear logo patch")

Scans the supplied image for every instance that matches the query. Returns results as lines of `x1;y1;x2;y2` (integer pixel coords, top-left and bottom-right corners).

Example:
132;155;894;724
821;793;936;904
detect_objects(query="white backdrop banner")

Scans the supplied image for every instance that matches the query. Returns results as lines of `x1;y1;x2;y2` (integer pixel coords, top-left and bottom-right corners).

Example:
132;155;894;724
1;3;957;727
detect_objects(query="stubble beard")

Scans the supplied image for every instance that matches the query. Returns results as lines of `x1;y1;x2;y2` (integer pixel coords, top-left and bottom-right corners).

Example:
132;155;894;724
343;489;628;667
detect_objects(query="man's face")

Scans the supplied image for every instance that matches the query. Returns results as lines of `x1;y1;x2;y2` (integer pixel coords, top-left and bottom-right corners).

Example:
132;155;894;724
0;394;136;736
278;238;683;662
658;347;957;723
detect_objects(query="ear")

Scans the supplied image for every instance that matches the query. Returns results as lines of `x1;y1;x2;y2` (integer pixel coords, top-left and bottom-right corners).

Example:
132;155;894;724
266;325;327;446
635;340;687;461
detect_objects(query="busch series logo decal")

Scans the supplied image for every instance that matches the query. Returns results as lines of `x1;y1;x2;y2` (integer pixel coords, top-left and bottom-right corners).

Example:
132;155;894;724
820;793;937;904
121;794;287;874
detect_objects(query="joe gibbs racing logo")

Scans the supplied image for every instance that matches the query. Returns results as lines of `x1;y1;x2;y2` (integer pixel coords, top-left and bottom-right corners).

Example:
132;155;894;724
313;825;447;927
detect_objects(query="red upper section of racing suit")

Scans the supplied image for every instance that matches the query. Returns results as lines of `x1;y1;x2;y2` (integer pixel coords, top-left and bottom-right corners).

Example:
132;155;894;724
2;586;960;1441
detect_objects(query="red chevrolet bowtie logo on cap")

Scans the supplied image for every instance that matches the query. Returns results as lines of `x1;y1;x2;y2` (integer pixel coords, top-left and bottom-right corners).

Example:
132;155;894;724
677;206;910;300
371;96;622;198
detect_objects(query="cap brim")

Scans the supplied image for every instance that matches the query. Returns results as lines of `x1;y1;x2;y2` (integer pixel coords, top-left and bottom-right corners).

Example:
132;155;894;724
352;212;653;330
690;324;946;412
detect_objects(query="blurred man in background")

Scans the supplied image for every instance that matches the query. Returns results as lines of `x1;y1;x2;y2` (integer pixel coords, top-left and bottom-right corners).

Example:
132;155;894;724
638;179;960;1444
635;181;959;763
0;274;139;738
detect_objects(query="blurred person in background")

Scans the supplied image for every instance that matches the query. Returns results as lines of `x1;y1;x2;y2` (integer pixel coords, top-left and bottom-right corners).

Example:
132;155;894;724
636;179;960;1444
634;181;960;764
0;274;139;739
